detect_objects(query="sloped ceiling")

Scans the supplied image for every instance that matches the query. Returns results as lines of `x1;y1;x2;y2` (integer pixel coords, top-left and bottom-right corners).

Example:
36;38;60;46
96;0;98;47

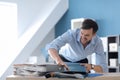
1;0;69;80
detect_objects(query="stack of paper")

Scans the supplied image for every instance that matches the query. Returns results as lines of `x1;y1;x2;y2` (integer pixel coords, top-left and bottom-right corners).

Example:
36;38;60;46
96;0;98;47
13;64;64;76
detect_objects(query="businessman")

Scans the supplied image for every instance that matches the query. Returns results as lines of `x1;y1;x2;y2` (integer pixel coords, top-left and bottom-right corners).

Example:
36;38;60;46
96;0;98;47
46;18;107;73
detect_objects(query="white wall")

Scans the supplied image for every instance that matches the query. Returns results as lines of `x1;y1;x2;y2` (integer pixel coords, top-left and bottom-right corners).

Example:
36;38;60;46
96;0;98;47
0;0;69;80
30;28;55;64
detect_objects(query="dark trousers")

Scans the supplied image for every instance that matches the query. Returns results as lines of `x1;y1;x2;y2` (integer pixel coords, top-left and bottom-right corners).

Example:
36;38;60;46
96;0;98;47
59;55;88;63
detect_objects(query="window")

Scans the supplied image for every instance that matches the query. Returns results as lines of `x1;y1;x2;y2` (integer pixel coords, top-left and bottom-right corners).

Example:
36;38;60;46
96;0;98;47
0;2;17;76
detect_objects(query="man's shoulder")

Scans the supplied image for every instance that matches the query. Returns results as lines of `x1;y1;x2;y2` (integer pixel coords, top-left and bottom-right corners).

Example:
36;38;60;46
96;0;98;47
66;28;80;35
93;35;102;43
94;35;101;39
67;28;80;32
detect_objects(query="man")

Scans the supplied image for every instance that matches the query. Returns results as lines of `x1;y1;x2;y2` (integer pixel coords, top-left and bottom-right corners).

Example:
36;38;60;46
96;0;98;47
46;18;107;73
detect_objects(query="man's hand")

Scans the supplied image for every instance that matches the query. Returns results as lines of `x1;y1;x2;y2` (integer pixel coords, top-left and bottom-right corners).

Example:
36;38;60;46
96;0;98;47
80;63;91;73
48;48;69;71
56;60;69;71
80;63;103;73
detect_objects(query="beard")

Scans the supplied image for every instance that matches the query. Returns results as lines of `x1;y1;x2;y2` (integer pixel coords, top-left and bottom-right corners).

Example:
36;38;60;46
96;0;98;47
80;37;91;46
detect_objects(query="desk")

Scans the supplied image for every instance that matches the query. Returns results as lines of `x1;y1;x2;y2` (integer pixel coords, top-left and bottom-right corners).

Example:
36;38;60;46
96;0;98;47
6;73;120;80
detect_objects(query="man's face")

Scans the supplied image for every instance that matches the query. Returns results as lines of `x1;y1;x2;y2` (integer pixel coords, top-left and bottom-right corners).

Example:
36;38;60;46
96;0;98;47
80;28;95;45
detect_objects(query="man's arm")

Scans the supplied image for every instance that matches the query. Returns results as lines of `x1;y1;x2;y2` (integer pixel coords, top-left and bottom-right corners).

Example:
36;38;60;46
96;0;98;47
91;37;108;73
48;48;69;70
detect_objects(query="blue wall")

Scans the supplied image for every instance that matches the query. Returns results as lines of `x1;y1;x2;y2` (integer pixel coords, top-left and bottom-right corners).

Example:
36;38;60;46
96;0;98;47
55;0;120;37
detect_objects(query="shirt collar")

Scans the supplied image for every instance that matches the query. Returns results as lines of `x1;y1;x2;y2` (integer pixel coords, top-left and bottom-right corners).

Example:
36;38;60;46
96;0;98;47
76;29;80;42
90;36;96;45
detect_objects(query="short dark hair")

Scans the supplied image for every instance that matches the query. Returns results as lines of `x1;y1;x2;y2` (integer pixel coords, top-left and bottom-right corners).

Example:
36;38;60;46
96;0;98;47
81;19;98;33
